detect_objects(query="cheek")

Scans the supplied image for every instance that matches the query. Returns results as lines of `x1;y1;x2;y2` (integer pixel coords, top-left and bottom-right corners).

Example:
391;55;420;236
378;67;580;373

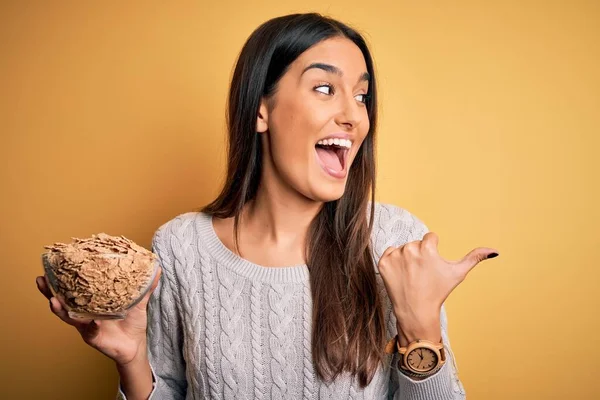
271;102;328;160
360;109;370;136
357;115;370;146
271;114;305;163
268;105;331;190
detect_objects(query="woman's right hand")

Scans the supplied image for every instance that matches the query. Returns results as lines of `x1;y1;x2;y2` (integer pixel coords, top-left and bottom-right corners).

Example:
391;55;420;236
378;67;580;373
35;267;162;367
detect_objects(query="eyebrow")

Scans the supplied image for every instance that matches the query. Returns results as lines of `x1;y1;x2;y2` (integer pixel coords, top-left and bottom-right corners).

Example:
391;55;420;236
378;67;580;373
301;62;370;83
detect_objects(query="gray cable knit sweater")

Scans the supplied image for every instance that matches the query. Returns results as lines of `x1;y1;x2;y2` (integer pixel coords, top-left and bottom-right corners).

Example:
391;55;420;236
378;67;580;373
117;202;467;399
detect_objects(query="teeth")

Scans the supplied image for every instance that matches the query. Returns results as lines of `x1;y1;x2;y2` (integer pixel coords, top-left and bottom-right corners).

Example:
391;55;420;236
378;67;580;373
317;138;352;149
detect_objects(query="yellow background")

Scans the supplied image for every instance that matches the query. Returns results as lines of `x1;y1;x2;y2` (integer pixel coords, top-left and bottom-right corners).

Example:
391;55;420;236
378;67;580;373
1;1;598;399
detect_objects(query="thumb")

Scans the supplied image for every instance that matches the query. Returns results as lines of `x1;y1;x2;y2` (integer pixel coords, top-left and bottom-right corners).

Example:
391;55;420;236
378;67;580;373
455;248;499;276
149;266;162;293
137;266;162;308
146;266;162;297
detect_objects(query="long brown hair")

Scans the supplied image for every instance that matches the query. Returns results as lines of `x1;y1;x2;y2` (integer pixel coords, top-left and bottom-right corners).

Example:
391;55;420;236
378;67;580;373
201;13;384;387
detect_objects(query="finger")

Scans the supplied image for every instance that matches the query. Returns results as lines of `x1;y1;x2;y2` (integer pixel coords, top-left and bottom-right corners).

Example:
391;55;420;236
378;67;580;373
421;232;439;253
49;297;89;331
80;320;102;343
377;246;399;274
381;246;397;259
455;247;500;276
36;276;52;299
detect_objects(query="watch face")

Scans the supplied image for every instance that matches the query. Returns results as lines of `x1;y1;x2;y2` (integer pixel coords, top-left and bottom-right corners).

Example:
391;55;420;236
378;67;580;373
407;347;438;372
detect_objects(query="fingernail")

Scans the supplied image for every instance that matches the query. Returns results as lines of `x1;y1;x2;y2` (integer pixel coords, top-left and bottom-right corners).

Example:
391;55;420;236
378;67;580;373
487;252;499;259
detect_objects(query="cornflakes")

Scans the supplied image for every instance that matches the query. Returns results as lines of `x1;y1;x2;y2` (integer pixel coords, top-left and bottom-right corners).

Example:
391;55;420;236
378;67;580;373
42;233;156;315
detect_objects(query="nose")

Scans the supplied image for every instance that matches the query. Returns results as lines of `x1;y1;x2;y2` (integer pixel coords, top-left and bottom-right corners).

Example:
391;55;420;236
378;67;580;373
334;93;364;130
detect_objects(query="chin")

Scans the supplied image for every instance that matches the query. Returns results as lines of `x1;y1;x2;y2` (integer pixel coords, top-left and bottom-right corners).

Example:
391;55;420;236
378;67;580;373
314;191;345;203
304;162;353;203
306;179;348;203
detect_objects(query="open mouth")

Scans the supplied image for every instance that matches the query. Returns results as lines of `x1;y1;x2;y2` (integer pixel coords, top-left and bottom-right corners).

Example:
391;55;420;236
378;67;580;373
315;140;349;173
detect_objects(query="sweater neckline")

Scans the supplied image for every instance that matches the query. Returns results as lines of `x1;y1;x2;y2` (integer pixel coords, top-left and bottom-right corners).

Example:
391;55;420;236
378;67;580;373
196;212;310;283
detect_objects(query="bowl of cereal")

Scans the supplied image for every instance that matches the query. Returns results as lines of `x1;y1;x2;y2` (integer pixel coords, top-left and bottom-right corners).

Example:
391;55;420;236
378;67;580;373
41;233;158;320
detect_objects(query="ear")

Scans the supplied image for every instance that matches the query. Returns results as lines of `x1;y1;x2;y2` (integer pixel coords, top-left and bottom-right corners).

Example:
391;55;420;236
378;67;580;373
256;97;269;133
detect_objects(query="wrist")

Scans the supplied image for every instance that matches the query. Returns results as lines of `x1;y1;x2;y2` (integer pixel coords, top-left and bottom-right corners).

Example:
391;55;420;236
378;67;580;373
395;317;441;347
116;347;153;400
116;339;148;369
117;354;147;370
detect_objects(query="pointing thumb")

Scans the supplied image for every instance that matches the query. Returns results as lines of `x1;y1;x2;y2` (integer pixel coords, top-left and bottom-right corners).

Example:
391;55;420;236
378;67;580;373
456;248;499;275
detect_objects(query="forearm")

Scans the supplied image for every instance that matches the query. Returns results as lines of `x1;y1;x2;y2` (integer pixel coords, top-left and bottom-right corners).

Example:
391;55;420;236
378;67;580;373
116;343;153;400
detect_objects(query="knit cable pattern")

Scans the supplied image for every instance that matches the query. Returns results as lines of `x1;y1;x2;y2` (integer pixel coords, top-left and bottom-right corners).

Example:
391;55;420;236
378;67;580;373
302;281;316;400
217;266;249;399
199;246;220;398
117;203;466;400
250;283;266;400
268;283;299;398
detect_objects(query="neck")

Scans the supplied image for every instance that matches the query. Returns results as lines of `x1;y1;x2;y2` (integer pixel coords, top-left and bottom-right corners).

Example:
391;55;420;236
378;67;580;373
243;184;321;247
241;152;323;250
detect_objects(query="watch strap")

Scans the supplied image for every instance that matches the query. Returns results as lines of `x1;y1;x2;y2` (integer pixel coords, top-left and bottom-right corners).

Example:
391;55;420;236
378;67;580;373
397;361;443;379
385;335;398;354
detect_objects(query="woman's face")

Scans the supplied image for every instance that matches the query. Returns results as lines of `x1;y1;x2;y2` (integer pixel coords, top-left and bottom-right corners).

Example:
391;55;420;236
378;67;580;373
257;36;371;203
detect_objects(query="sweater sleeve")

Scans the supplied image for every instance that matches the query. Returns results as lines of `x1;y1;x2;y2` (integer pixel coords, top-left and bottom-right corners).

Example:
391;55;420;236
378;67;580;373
116;227;187;400
372;203;466;399
392;304;466;400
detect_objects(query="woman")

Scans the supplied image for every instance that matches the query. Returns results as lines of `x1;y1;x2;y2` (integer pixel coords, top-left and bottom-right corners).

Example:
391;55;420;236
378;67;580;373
36;13;499;399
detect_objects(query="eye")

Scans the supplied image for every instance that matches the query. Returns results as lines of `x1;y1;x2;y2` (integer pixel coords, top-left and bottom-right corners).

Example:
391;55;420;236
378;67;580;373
314;83;371;105
355;93;371;104
314;83;333;95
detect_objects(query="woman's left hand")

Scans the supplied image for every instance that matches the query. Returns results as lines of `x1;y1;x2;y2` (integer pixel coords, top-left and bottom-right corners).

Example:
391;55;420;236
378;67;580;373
378;231;499;346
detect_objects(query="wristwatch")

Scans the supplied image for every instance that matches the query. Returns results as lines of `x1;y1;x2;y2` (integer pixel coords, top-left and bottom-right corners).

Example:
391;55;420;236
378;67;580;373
385;335;446;378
